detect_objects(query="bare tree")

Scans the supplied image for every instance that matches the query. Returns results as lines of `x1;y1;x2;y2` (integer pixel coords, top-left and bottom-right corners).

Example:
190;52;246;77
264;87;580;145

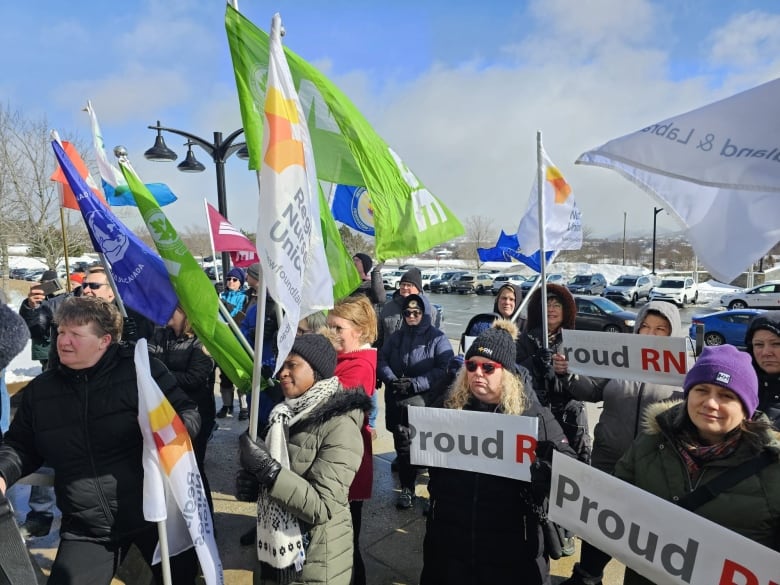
0;104;91;269
461;215;495;270
338;225;374;259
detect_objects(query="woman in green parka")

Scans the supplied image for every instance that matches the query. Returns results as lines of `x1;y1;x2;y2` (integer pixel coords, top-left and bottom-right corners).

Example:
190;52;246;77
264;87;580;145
236;333;372;585
615;344;780;585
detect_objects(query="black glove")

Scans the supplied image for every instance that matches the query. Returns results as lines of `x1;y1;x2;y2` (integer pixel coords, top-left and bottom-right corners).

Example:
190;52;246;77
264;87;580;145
534;347;559;389
530;458;553;505
235;468;260;502
239;432;282;487
391;378;414;399
122;316;139;342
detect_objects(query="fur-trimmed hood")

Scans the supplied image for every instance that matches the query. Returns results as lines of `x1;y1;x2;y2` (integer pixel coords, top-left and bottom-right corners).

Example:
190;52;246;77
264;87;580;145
641;399;780;457
524;282;577;333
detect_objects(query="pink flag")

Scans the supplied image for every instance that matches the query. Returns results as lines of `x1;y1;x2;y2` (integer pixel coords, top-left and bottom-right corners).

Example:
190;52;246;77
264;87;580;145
205;202;259;267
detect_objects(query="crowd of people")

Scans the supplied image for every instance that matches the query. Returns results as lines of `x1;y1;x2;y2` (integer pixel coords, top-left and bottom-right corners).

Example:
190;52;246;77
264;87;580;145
0;257;778;585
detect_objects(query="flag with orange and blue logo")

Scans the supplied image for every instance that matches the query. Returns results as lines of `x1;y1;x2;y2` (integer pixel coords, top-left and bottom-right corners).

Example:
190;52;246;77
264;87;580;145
135;339;223;585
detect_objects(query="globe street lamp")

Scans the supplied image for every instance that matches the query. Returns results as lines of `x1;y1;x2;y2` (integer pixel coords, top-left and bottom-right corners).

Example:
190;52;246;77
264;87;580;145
144;121;249;279
652;206;664;274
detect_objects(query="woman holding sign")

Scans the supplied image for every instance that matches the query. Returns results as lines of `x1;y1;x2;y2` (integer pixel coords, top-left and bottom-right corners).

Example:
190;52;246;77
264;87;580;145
562;301;685;585
420;320;577;585
615;344;780;585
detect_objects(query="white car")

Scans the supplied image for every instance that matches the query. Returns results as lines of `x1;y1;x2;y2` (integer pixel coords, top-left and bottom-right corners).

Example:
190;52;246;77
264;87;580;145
648;276;698;307
490;274;526;295
421;271;443;291
382;269;406;290
719;281;780;309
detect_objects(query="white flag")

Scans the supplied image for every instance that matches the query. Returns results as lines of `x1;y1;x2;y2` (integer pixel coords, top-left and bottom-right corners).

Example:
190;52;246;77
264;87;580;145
576;77;780;283
135;340;224;585
255;12;333;372
516;147;582;254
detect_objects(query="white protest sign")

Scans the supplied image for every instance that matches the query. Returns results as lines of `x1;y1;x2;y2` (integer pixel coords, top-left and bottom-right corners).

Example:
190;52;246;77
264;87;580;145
408;406;538;481
561;330;690;385
549;453;780;585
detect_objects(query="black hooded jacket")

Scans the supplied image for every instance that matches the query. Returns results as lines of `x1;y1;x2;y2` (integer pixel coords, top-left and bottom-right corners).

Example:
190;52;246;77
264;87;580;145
745;311;780;428
0;343;199;543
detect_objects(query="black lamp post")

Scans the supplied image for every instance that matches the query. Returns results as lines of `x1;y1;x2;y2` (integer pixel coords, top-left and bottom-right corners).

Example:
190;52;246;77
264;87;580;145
144;121;249;279
652;206;664;274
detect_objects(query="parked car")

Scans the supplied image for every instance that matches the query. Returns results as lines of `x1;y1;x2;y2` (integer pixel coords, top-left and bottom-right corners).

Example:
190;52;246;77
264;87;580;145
421;271;443;292
574;295;637;333
689;308;766;348
23;268;46;281
719;281;780;310
429;270;469;293
603;274;657;307
566;273;608;295
520;273;565;294
490;274;527;295
451;273;494;295
648;276;698;307
382;269;407;290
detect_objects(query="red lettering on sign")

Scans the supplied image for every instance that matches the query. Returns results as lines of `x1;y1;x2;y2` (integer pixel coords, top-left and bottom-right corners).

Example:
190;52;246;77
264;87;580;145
516;434;537;463
718;559;760;585
641;348;660;371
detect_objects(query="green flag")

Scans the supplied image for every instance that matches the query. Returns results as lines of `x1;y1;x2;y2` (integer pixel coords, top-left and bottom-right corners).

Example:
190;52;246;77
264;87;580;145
225;6;464;260
118;159;254;392
319;185;361;300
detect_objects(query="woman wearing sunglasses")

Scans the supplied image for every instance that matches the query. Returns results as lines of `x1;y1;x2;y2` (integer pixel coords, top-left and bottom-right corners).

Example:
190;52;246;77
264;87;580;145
421;320;577;585
378;294;454;510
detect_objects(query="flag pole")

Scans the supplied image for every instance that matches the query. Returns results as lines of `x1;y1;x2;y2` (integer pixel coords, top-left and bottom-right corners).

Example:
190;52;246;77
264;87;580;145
536;131;549;348
249;268;268;442
203;199;221;284
59;208;73;292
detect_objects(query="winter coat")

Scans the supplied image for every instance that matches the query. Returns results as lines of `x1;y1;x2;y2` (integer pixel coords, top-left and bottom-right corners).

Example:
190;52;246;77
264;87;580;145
745;311;780;428
420;394;577;585
220;287;248;319
376;291;434;349
148;327;216;456
0;343;200;543
18;292;69;362
614;401;780;585
568;301;686;472
257;387;372;585
377;309;454;429
335;348;377;501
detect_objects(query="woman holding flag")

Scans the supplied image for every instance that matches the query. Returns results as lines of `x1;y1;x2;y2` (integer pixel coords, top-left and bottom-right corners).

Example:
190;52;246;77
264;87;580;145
0;296;201;585
236;333;372;585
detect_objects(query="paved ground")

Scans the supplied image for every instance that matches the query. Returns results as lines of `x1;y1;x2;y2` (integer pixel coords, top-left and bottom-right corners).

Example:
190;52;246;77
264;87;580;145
12;385;626;585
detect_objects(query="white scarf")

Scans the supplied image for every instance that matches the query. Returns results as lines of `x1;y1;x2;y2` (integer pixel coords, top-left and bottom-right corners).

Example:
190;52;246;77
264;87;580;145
256;376;341;575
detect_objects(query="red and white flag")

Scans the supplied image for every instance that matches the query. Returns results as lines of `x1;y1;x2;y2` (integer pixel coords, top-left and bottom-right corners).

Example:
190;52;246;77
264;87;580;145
205;201;259;267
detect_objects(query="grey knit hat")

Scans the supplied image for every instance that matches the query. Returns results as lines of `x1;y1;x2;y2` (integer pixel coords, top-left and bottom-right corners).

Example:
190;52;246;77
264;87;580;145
465;319;519;371
0;303;30;371
291;333;337;380
246;262;260;282
400;267;423;292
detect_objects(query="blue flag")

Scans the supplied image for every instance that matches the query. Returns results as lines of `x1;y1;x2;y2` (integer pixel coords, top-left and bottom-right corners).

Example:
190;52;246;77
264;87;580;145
101;180;178;207
477;230;554;272
51;140;178;326
331;184;375;236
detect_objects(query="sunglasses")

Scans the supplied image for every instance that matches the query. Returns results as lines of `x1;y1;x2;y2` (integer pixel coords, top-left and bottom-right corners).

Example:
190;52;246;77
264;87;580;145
83;282;108;290
403;309;422;318
226;277;241;282
465;360;503;374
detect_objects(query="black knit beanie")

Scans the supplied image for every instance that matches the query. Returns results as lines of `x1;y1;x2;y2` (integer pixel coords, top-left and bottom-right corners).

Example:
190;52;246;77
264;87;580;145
465;319;519;371
403;293;425;314
353;253;372;275
290;333;337;379
0;303;31;371
400;267;423;292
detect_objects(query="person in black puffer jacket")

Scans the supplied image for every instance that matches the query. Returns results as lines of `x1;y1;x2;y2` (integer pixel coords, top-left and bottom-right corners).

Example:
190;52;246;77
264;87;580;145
148;305;216;512
421;320;577;585
0;297;200;585
745;310;780;428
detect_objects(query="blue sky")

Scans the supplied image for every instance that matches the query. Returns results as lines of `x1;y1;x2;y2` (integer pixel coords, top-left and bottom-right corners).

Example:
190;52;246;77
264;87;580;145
2;0;780;243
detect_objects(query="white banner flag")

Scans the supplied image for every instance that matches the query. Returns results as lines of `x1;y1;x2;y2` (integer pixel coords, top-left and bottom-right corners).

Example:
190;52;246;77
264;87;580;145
577;77;780;282
256;13;333;372
550;453;780;585
135;340;224;585
517;146;582;254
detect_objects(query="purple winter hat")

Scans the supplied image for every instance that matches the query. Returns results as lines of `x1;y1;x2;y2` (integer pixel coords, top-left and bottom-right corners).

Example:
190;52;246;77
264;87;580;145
683;345;758;417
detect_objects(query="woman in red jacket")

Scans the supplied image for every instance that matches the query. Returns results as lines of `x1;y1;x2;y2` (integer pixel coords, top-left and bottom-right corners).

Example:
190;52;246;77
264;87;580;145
326;295;378;585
